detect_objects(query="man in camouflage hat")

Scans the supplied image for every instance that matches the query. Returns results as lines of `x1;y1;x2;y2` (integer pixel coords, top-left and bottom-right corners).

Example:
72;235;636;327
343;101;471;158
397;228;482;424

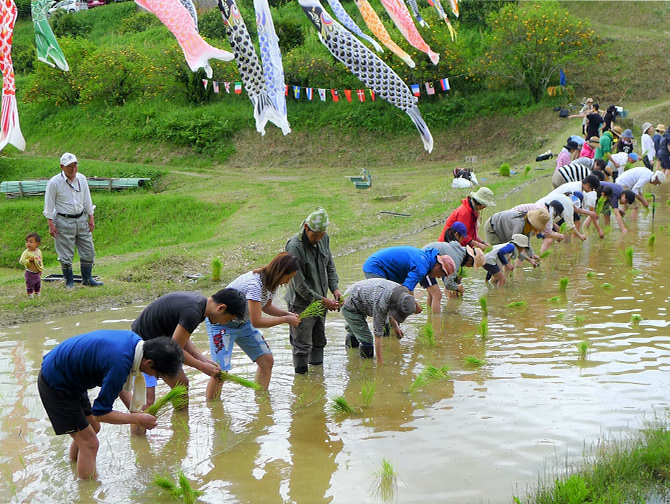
285;207;342;374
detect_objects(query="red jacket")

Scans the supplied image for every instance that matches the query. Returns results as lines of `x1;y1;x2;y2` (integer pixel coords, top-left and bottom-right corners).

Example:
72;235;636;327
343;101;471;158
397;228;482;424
439;197;481;244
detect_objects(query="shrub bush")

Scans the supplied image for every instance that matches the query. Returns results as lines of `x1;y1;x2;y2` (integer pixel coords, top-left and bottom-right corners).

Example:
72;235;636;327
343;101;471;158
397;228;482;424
50;10;92;38
118;11;162;34
197;8;227;41
499;163;511;176
275;20;304;53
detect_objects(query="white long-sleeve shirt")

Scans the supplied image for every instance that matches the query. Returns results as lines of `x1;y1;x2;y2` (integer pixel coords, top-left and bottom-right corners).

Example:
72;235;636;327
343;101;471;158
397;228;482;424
641;133;655;162
43;171;96;220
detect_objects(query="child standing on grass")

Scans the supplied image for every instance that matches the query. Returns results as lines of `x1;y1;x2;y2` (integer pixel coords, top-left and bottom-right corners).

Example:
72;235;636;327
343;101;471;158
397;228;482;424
20;233;44;298
205;252;301;399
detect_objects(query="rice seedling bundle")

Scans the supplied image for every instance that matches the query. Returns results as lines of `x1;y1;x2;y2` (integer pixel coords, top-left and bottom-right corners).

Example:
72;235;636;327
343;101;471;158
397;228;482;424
540;250;551;258
423;365;450;380
595;196;606;215
145;385;188;417
218;371;262;390
373;458;398;502
577;341;589;357
409;374;428;392
586;271;596;278
479;295;488;316
154;472;203;504
465;356;485;366
499;163;511;177
211;257;222;282
525;165;532;175
648;234;656;246
600;283;613;289
360;380;376;407
421;323;436;346
625;246;634;267
630;268;640;276
299;299;327;319
575;315;585;324
549;295;561;303
554;312;565;320
559;277;569;291
331;396;356;414
506;301;527;308
630;314;643;324
479;318;488;338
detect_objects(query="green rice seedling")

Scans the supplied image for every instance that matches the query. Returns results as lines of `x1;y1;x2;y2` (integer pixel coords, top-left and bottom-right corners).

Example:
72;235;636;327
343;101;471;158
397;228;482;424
630;314;643;324
575;315;585;324
479;295;488;316
211;257;222;282
423;365;449;380
299;299;327;319
145;385;188;417
558;222;568;234
549;295;561;303
554;312;565;320
577;340;589;357
586;271;597;278
506;301;527;308
601;283;613;289
464;356;485;366
539;250;551;258
458;266;468;278
421;323;436;346
372;458;398;502
218;371;262;390
331;396;356;414
499;163;511;176
524;165;532;175
479;318;488;339
559;277;569;291
360;379;376;407
154;472;203;504
409;374;428;393
630;268;640;276
625;246;634;267
154;475;180;499
648;234;656;246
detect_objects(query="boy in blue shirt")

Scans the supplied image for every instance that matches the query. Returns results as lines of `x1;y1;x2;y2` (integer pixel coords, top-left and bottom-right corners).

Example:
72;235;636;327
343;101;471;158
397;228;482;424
38;330;183;479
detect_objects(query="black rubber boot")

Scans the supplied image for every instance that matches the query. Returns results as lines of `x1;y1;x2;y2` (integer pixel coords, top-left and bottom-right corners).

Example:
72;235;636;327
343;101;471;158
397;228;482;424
81;262;104;286
359;343;374;359
293;354;309;374
62;265;75;290
309;348;323;366
345;327;359;348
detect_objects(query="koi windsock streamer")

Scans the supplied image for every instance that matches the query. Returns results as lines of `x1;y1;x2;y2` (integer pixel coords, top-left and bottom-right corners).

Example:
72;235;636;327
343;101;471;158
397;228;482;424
0;0;25;151
253;0;291;133
426;0;457;40
405;0;429;28
218;0;287;135
135;0;233;78
300;0;433;152
378;0;439;64
325;0;383;53
177;0;199;28
353;0;415;68
30;0;68;70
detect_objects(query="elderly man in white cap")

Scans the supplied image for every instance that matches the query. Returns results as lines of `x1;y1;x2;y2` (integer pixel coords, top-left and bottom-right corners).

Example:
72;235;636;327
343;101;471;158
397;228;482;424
615;167;666;221
43;153;102;289
341;279;421;363
285;207;342;374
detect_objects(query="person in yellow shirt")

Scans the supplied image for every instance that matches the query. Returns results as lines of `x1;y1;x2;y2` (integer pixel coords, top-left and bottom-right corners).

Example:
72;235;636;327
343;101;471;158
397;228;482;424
20;233;44;298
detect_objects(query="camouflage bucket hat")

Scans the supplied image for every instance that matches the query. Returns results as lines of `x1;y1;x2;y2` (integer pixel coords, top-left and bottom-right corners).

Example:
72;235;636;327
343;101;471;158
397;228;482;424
303;207;330;233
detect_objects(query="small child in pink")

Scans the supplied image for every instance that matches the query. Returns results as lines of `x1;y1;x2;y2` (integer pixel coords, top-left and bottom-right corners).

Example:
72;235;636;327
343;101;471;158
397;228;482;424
20;233;44;298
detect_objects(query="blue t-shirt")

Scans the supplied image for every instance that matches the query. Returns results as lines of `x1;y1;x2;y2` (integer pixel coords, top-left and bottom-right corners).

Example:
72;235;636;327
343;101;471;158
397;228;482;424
40;330;139;416
362;246;438;291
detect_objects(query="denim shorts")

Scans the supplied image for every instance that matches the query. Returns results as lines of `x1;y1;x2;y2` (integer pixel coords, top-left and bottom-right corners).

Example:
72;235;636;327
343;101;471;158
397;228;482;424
206;318;271;371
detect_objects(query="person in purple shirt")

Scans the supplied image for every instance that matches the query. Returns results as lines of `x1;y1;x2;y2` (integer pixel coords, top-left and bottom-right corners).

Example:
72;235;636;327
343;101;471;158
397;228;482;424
38;330;183;479
596;181;636;234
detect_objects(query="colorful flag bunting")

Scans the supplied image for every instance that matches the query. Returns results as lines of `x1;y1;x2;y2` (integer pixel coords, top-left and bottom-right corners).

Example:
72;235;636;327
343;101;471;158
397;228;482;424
357;89;365;102
343;89;352;102
439;78;450;91
318;88;326;101
213;81;219;94
425;82;435;95
224;82;231;93
202;79;209;90
306;87;313;100
293;85;301;99
411;84;420;97
285;84;289;96
234;82;242;94
331;89;339;102
369;89;375;101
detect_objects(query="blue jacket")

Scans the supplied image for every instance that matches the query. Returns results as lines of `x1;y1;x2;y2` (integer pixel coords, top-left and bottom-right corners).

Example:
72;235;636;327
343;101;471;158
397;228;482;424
362;246;438;291
40;330;139;416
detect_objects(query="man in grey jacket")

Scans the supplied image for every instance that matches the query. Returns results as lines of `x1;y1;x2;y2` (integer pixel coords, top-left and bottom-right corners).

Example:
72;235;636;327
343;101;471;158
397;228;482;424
285;208;342;374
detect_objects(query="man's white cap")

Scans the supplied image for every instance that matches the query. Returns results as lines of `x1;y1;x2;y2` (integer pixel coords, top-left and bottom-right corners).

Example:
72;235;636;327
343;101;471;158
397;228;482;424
651;171;666;184
60;153;78;166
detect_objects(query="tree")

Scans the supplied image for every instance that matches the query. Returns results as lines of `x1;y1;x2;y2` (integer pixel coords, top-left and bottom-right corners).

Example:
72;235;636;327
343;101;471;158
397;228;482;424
480;1;599;102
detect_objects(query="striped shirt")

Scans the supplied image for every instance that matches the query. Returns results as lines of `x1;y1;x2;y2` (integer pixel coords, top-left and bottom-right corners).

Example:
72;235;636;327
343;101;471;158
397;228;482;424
343;278;402;336
556;161;591;184
227;271;274;323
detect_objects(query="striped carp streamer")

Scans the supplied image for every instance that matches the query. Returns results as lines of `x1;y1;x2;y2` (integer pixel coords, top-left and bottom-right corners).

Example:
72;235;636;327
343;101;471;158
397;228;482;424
218;0;289;135
426;0;457;40
378;0;439;64
30;0;68;70
0;0;25;151
300;0;433;152
325;0;383;53
406;0;429;28
253;0;290;129
135;0;233;78
353;0;415;68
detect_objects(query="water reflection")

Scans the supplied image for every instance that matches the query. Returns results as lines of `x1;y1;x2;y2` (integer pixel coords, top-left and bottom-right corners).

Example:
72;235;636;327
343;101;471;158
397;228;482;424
0;184;669;503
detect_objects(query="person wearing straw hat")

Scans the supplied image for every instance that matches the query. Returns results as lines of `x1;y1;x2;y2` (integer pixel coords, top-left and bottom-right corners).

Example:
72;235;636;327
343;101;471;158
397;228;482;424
640;122;656;170
37;331;183;479
484;208;550;266
421;239;486;312
439;187;495;250
341;279;421;363
285;207;342;374
482;234;532;287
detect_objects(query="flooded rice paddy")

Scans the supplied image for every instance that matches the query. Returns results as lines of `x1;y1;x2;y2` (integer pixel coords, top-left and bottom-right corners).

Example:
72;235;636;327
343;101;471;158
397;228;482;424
1;180;669;503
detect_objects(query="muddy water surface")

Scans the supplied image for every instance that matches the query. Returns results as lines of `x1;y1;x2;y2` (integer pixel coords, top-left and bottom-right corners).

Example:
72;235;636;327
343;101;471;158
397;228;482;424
1;181;669;503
